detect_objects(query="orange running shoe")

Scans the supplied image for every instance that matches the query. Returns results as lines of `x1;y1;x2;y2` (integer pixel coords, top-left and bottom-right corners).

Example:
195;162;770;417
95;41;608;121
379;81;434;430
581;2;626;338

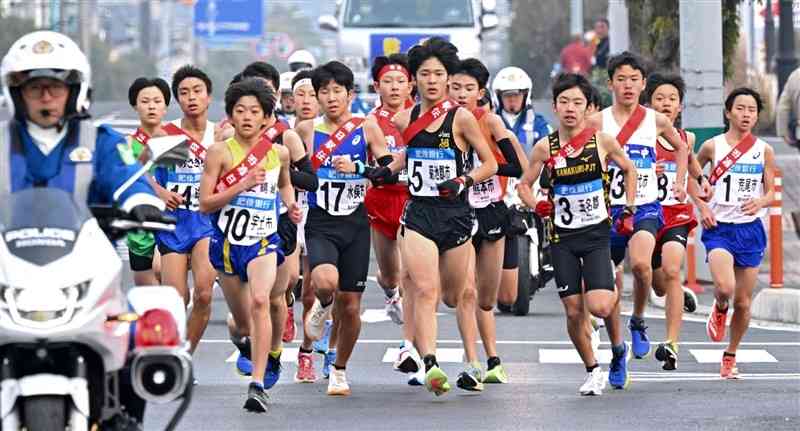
720;354;739;379
706;300;727;342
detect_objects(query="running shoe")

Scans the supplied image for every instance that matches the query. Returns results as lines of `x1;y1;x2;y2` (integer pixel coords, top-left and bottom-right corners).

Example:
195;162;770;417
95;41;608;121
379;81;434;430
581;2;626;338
263;352;282;390
393;343;421;374
282;306;296;343
706;300;728;342
385;290;403;325
243;382;268;413
305;299;332;341
483;363;508;384
408;367;425;386
236;354;253;377
579;367;606;396
456;364;485;392
628;319;651;359
655;341;678;371
608;342;632;390
590;317;602;357
424;365;451;396
720;354;739;379
232;337;252;376
682;286;698;313
327;368;351;396
295;352;316;383
322;350;336;379
312;319;333;353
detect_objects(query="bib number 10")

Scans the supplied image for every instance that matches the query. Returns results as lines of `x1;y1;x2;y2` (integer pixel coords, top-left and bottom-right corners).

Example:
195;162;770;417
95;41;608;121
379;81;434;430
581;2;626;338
221;207;249;242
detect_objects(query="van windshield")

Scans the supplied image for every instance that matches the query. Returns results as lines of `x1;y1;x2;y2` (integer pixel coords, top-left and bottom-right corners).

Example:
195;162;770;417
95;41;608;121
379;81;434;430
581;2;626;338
344;0;474;28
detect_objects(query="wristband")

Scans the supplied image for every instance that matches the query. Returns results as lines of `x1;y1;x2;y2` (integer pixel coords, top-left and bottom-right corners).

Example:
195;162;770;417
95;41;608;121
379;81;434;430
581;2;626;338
354;160;366;176
464;175;475;188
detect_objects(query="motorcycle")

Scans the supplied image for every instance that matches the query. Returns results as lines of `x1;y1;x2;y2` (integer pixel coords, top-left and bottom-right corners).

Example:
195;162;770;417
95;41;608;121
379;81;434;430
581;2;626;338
0;136;193;430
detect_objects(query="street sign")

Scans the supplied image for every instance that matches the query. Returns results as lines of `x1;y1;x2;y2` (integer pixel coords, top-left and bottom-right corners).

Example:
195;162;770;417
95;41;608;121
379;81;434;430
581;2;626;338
194;0;264;40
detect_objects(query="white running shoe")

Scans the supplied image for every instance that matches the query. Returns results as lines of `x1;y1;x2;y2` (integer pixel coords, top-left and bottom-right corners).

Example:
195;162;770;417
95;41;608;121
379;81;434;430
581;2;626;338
579;367;606;396
327;368;351;396
590;324;601;357
393;343;422;374
305;298;332;341
385;291;403;325
407;366;425;386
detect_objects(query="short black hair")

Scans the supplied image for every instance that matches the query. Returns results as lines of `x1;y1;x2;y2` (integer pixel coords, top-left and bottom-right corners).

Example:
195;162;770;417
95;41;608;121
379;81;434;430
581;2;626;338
291;69;314;89
407;37;460;77
371;53;410;82
229;72;243;86
241;61;280;91
607;51;647;79
725;87;763;113
224;78;276;118
128;77;170;107
171;65;212;99
644;73;686;104
311;61;354;94
454;58;490;90
587;85;601;109
552;72;593;104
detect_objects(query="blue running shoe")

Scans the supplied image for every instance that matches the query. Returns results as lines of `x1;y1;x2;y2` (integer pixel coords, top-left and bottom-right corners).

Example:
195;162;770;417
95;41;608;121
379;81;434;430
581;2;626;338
236;354;253;376
263;353;282;389
313;320;333;354
608;342;632;389
629;319;651;359
323;350;336;379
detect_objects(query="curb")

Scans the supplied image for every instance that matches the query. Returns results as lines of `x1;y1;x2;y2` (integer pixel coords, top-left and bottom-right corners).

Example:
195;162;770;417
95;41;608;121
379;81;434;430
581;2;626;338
751;288;800;324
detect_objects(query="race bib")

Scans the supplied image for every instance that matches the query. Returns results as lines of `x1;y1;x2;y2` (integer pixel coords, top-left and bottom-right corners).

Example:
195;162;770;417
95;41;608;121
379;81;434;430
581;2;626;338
657;161;688;206
217;171;280;246
553;179;607;229
608;144;657;206
713;162;763;205
468;156;501;208
165;158;204;211
407;147;457;197
316;167;367;216
386;135;408;183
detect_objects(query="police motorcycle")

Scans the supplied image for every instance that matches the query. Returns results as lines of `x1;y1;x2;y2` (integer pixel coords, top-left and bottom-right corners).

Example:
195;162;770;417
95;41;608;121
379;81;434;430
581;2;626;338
0;136;193;431
505;178;554;316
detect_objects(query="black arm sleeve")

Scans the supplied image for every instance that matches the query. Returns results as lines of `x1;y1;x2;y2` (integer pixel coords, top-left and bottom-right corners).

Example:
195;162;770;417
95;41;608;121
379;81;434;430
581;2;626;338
494;137;523;178
376;154;394;167
290;155;319;192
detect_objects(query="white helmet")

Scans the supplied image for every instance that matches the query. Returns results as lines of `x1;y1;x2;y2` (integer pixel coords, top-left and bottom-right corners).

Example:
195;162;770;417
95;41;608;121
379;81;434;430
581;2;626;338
287;49;316;72
279;71;296;93
1;31;91;119
492;66;532;111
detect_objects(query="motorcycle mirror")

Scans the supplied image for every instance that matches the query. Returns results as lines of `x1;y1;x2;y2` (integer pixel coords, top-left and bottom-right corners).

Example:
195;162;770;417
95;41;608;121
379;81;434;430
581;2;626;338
147;135;190;168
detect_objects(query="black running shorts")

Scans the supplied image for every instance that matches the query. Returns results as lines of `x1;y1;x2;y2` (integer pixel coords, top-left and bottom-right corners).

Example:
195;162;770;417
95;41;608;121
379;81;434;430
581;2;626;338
401;198;474;254
551;223;615;299
305;205;370;293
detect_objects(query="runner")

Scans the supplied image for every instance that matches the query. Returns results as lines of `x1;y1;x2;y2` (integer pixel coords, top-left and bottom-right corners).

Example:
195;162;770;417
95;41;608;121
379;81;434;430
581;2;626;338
391;37;498;396
295;60;393;396
585;52;690;360
645;73;706;370
518;72;637;394
362;54;425;385
448;58;526;391
199;78;301;411
125;77;170;286
694;87;776;379
152;65;216;355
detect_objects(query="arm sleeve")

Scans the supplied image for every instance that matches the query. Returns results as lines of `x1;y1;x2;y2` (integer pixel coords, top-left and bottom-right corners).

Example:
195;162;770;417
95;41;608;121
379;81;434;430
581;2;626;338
290;154;319;192
495;137;523;178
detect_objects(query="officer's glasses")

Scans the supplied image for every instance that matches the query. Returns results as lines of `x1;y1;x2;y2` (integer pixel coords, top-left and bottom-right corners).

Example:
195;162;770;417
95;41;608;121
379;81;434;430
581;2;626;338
21;79;68;99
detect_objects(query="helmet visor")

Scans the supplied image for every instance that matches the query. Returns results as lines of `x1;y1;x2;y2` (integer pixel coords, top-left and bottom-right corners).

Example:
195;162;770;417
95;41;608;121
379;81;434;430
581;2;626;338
6;69;80;87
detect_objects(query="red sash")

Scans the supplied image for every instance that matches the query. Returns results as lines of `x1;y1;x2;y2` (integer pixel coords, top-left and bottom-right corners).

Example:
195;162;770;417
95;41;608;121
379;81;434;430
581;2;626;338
546;127;597;169
311;117;365;170
401;99;459;143
615;105;646;146
215;123;287;192
373;106;396;129
132;128;151;146
162;123;208;161
709;133;757;185
472;107;487;121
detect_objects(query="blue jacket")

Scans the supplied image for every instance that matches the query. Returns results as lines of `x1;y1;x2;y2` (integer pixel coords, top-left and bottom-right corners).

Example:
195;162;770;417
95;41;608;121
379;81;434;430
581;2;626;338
1;119;158;209
497;105;553;156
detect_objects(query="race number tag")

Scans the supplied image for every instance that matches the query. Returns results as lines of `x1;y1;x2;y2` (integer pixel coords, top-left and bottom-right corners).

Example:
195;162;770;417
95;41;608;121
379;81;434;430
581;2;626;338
165;161;203;211
608;144;656;206
553;179;607;229
468;156;501;208
217;170;280;246
407;147;457;197
657;161;688;206
713;162;763;205
316;167;367;216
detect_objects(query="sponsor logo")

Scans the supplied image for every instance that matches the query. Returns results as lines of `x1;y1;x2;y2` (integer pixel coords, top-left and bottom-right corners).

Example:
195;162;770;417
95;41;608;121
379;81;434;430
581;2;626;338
752;152;761;159
32;40;54;54
557;284;569;292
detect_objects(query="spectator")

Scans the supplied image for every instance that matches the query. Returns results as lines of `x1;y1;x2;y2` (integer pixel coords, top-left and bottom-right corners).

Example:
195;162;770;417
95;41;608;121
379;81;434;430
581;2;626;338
560;34;593;76
593;18;610;69
776;67;800;151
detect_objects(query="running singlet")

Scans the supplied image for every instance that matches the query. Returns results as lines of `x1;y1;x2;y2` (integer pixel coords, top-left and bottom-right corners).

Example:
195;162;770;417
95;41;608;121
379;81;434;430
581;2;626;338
709;134;767;223
160;119;214;212
656;132;696;229
307;117;368;216
406;105;470;200
548;131;610;235
468;109;508;209
601;107;659;206
215;138;281;246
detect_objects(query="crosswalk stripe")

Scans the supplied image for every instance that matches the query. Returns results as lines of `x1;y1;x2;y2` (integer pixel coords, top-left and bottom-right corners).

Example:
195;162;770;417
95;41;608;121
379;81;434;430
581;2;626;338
538;349;613;364
689;349;778;363
225;347;301;364
382;348;463;363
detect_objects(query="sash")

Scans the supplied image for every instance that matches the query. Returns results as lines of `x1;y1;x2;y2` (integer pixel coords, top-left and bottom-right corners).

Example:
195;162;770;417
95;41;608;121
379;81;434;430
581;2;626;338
310;117;365;170
132;128;150;146
402;99;458;143
546;127;596;169
472;107;487;121
374;106;396;129
709;133;757;186
616;105;646;146
162;122;208;160
215;123;287;192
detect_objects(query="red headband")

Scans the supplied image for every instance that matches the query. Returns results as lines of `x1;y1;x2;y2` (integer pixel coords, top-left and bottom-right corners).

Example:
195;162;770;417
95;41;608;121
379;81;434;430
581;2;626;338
376;64;411;82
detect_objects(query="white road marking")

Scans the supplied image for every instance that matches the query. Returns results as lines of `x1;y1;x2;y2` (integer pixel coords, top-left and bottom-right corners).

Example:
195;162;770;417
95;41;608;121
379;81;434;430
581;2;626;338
225;347;301;364
538;349;613;364
382;347;463;363
200;339;800;347
620;310;800;333
689;349;778;363
361;309;392;323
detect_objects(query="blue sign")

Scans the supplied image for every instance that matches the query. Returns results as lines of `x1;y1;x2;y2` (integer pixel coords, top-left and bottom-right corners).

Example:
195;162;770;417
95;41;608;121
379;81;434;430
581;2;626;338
369;33;449;63
194;0;264;40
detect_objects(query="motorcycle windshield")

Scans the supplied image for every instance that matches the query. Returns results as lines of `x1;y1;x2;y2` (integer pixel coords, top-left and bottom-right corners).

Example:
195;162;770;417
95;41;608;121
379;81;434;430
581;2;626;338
0;188;90;266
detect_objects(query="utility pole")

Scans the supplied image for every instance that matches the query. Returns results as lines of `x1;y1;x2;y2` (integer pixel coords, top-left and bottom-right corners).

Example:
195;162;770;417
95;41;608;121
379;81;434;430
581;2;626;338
766;0;775;72
570;0;583;36
777;0;798;95
608;0;630;55
140;0;152;57
79;0;90;61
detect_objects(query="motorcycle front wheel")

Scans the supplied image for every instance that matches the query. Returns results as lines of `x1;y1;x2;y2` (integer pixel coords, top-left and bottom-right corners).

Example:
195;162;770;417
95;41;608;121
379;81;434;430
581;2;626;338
23;395;66;431
514;235;539;316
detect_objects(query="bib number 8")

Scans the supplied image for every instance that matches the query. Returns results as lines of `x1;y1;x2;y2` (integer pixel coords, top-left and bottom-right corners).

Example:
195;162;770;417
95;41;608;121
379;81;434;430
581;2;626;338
657;174;669;202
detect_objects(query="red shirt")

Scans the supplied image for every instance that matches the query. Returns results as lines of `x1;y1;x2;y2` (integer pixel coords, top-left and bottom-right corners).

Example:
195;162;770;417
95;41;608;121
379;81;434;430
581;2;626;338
560;41;593;75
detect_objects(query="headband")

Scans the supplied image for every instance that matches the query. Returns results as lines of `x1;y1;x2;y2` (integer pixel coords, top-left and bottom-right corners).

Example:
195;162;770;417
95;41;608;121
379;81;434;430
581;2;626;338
376;64;411;82
292;78;313;93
